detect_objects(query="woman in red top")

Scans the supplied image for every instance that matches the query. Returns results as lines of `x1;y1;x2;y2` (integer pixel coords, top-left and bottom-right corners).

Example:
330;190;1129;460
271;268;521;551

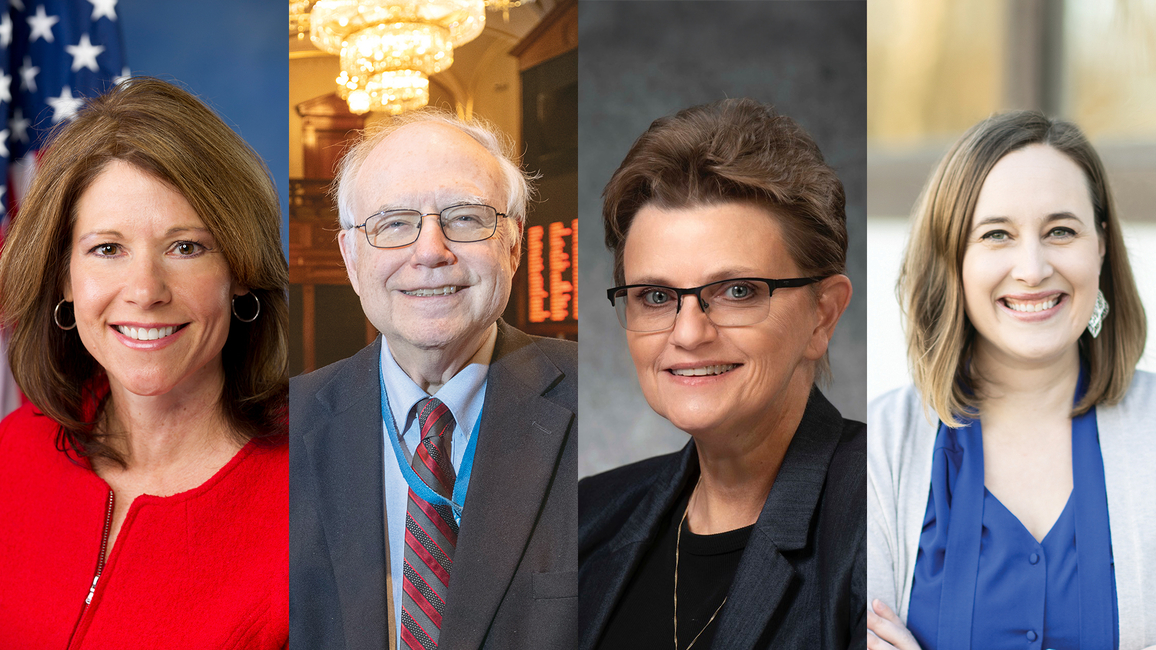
0;78;288;648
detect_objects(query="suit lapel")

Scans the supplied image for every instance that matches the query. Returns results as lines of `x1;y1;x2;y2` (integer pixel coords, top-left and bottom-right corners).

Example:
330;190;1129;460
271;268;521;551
303;339;391;650
580;445;697;650
711;387;845;649
439;321;575;650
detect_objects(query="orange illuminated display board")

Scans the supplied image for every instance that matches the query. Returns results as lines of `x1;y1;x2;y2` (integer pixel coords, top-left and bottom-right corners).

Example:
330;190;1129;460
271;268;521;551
526;219;578;323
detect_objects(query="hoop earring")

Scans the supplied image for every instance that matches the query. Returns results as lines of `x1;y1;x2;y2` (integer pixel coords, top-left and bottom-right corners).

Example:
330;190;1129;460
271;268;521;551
54;299;76;330
1088;289;1109;338
232;293;260;323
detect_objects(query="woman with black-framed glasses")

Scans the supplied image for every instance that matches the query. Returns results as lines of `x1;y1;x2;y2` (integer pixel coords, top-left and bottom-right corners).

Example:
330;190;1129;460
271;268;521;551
579;98;864;650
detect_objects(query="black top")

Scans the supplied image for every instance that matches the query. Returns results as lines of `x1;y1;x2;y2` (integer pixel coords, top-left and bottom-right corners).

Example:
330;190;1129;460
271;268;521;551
597;484;753;650
579;387;867;650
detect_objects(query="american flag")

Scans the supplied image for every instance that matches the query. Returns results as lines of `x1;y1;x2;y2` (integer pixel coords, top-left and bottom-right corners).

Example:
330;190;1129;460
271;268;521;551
0;0;125;415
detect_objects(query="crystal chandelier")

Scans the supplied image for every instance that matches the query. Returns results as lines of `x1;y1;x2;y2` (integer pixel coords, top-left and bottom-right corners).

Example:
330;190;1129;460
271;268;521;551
290;0;313;40
483;0;534;23
310;0;485;115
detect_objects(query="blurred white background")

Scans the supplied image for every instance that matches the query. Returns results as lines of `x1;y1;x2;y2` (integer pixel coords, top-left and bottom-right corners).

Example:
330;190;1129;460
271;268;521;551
868;0;1156;400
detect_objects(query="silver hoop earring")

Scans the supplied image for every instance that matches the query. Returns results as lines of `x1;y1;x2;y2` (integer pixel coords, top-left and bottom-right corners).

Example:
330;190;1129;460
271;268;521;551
232;293;260;323
1088;289;1109;338
53;299;76;330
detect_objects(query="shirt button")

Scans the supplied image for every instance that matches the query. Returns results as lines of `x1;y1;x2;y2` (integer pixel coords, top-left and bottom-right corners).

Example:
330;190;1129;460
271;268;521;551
1029;553;1040;564
1027;630;1038;641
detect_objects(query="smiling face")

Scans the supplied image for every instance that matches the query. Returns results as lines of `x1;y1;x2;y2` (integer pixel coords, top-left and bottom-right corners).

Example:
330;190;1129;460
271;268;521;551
962;144;1104;370
65;160;240;398
338;121;519;366
622;202;837;437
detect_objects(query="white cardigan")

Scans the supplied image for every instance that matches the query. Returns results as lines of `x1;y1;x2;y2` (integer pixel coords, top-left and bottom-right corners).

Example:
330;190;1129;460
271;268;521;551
868;371;1156;649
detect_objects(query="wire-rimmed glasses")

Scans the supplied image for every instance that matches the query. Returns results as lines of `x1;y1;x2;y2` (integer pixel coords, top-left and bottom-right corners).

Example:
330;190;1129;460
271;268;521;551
354;204;507;249
606;277;823;332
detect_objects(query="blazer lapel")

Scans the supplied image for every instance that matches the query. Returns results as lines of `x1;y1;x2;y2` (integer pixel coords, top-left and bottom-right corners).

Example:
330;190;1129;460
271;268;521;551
580;444;697;650
439;321;575;650
711;387;846;649
303;339;391;650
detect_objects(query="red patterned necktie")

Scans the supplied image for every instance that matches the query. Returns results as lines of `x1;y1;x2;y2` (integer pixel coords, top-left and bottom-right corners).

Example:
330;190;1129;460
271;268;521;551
401;397;459;650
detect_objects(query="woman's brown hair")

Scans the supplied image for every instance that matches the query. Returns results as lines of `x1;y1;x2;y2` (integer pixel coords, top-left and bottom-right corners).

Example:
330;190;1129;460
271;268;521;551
900;110;1145;426
0;77;288;463
602;98;848;381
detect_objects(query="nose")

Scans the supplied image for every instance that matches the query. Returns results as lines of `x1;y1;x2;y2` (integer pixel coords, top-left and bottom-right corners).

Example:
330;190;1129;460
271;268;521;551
409;214;456;267
126;254;170;307
667;293;717;350
1010;238;1054;287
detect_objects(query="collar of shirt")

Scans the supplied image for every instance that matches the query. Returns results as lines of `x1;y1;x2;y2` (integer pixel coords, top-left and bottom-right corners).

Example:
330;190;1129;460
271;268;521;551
378;325;496;468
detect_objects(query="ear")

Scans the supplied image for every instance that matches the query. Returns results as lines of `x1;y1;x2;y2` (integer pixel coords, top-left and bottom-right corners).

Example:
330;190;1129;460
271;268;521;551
508;219;524;274
1099;221;1107;262
62;263;72;303
338;229;362;296
804;274;853;361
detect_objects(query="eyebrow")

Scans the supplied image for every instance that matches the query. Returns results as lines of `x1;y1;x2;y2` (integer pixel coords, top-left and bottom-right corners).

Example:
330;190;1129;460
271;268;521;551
972;212;1085;230
371;203;417;214
76;226;212;243
165;226;212;237
627;266;767;286
77;230;123;242
371;194;491;214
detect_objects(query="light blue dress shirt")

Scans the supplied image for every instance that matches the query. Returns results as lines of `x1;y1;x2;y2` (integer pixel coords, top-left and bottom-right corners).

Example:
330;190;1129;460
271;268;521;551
380;332;492;639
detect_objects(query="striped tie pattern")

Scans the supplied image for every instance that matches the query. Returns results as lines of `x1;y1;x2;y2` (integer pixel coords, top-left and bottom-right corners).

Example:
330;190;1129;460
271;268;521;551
401;397;459;650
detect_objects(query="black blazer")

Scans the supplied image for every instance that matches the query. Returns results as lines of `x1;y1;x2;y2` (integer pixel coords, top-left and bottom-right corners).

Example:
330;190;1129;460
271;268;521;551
578;387;866;650
291;321;578;650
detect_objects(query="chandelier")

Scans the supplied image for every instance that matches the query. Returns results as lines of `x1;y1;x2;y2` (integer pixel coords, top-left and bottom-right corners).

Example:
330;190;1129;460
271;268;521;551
290;0;313;40
310;0;485;115
483;0;534;23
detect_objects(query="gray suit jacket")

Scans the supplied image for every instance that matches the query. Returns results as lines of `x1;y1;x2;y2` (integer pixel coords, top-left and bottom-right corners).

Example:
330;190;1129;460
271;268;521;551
578;387;866;649
291;320;578;649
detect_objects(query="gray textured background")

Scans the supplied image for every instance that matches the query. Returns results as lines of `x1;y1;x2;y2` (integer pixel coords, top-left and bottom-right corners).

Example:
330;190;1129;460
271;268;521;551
577;1;867;479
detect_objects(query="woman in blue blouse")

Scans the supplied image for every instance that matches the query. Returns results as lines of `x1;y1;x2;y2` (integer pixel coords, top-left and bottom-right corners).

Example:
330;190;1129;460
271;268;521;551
867;111;1156;650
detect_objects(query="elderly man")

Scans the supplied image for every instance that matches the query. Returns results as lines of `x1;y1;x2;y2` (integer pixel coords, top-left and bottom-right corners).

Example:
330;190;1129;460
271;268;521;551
290;112;577;650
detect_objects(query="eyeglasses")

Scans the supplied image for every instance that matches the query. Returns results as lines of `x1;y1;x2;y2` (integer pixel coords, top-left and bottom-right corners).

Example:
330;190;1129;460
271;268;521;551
354;204;508;249
606;277;822;332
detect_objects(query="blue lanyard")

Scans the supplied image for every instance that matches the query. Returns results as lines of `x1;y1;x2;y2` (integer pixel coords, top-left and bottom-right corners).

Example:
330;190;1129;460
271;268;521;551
379;356;480;523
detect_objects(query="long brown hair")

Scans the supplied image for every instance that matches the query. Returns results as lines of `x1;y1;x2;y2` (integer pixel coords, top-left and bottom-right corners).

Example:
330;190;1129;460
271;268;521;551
0;77;288;464
900;110;1145;426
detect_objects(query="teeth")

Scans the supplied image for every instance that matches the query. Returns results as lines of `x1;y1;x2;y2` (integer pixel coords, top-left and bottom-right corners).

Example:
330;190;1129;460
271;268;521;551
403;286;459;297
670;364;738;377
1005;297;1060;313
116;325;176;341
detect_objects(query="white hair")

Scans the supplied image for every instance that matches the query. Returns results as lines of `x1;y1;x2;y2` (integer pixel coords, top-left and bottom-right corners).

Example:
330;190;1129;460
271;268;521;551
333;109;536;239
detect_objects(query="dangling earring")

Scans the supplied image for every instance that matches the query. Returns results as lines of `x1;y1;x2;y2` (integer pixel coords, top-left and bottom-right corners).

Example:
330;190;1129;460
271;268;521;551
231;293;260;323
54;299;76;330
1088;290;1109;338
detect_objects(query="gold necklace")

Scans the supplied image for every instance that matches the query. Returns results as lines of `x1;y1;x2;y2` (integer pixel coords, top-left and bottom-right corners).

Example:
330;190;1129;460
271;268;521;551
674;481;727;650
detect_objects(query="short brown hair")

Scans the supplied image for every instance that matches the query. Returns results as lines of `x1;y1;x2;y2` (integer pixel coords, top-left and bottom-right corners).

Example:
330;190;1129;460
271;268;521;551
900;110;1145;426
601;98;848;380
0;77;288;463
